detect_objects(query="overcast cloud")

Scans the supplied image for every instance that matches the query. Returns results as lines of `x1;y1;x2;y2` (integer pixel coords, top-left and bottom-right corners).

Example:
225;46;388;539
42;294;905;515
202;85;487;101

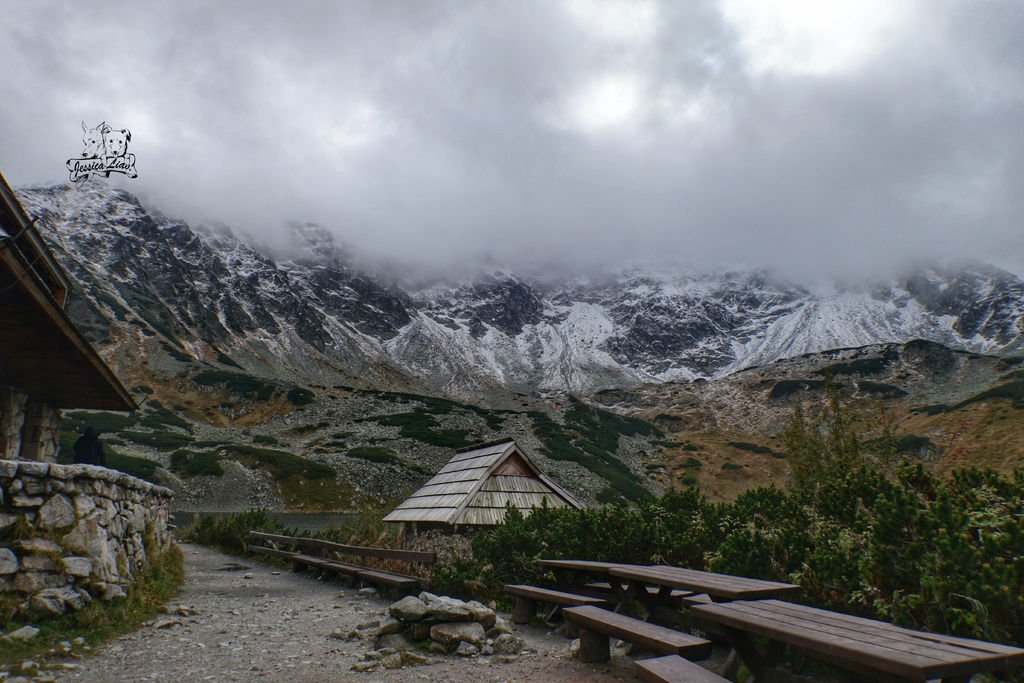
1;0;1022;280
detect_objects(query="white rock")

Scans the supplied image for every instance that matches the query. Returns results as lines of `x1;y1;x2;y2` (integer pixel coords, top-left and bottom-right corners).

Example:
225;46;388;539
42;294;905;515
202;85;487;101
4;625;40;642
0;548;18;575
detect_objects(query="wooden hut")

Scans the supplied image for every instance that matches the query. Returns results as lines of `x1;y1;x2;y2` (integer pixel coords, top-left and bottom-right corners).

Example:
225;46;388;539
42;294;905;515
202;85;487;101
383;438;583;530
0;172;134;462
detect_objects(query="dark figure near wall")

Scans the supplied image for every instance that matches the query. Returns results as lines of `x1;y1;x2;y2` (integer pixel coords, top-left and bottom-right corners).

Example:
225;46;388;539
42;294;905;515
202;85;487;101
73;426;106;467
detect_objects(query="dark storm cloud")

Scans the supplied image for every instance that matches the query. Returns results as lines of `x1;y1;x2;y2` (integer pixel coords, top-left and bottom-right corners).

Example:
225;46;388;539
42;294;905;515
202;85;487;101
1;0;1022;279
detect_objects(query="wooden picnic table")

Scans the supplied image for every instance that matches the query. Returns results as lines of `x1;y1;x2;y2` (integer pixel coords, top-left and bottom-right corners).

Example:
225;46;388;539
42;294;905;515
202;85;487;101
608;565;802;603
690;599;1024;683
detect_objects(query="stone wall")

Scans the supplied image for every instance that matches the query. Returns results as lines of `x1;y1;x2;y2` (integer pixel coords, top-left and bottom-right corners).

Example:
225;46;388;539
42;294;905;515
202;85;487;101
0;459;174;618
0;385;61;463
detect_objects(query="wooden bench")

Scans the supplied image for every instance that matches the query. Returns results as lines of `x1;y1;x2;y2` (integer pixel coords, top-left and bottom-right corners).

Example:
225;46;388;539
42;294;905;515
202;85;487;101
248;531;435;594
505;584;607;637
635;655;729;683
564;605;712;664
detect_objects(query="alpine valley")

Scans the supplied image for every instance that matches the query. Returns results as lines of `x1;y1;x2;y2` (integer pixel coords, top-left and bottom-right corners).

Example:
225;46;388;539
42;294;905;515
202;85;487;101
18;183;1024;510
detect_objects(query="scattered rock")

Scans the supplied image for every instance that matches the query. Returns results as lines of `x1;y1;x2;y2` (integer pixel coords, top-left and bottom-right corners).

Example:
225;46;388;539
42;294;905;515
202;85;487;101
455;641;479;657
372;615;400;637
430;621;486;648
486;616;513;638
358;587;377;597
3;625;39;642
355;619;380;631
330;628;358;640
152;617;182;629
389;595;428;622
351;660;379;672
408;619;436;641
380;652;404;669
493;633;524;656
401;651;431;666
375;632;414;652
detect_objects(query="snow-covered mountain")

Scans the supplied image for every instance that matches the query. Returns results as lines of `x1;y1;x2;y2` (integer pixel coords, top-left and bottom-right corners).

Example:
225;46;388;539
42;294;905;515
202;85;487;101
17;183;1024;397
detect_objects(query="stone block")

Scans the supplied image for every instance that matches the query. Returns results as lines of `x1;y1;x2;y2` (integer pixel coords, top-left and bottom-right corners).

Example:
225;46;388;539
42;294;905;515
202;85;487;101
12;494;43;507
0;459;18;479
13;538;61;554
18;461;48;477
20;555;59;572
62;556;92;577
38;494;75;529
13;571;68;592
0;548;19;575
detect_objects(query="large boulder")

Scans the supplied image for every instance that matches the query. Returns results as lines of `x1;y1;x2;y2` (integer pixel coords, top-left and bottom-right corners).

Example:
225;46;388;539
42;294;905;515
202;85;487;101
389;596;428;622
430;621;486;649
425;596;474;622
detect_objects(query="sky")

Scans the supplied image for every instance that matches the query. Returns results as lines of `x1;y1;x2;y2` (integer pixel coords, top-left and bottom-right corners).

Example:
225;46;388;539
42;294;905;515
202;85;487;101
1;0;1022;280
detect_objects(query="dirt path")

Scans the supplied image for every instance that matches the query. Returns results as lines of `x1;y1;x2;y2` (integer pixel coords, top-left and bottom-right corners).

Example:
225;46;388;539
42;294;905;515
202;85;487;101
53;543;662;682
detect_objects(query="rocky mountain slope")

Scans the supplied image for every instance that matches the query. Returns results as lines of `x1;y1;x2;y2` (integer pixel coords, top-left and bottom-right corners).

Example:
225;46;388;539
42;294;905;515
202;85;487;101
16;183;1024;400
16;182;1024;511
597;339;1024;500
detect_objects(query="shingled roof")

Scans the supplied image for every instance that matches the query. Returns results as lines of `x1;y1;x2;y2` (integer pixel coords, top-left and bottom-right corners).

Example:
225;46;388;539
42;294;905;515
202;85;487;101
383;439;583;526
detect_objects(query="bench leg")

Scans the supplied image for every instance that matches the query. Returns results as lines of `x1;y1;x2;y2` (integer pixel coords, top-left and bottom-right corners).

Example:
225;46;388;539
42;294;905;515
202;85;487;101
564;618;579;638
513;597;536;624
578;626;610;663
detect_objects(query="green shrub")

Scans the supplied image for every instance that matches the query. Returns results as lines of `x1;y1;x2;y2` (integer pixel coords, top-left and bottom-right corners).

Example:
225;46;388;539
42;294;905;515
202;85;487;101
681;457;702;469
139;409;192;432
815;357;892;377
956;381;1024;410
857;381;908;398
769;379;826;399
193;370;278;401
345;447;400;464
366;410;476;448
287;387;315;406
182;510;285;555
728;441;775;455
170;450;224;476
119;430;193;450
216;444;334;480
721;462;743;471
61;411;137;434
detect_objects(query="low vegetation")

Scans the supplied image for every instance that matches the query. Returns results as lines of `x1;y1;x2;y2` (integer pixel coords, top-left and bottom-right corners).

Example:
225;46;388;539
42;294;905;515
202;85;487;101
0;545;184;666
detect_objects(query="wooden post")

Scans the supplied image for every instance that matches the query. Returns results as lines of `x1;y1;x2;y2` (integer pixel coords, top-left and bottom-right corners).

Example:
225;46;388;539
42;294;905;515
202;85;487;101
513;596;535;624
578;627;610;663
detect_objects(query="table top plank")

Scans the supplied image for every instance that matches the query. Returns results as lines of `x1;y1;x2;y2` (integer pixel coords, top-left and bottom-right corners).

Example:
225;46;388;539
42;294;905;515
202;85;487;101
537;559;632;572
609;565;801;600
692;600;1024;681
749;600;1018;660
728;602;994;665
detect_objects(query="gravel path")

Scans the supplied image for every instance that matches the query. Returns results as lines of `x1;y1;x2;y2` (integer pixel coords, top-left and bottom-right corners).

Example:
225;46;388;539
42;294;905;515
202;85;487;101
53;544;662;682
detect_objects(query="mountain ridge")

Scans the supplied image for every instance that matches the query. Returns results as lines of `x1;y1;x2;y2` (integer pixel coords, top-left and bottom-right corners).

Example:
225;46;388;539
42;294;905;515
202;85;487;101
16;182;1024;399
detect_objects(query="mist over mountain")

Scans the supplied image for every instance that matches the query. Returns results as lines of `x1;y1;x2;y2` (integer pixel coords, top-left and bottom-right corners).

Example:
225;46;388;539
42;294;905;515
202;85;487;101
14;183;1022;403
